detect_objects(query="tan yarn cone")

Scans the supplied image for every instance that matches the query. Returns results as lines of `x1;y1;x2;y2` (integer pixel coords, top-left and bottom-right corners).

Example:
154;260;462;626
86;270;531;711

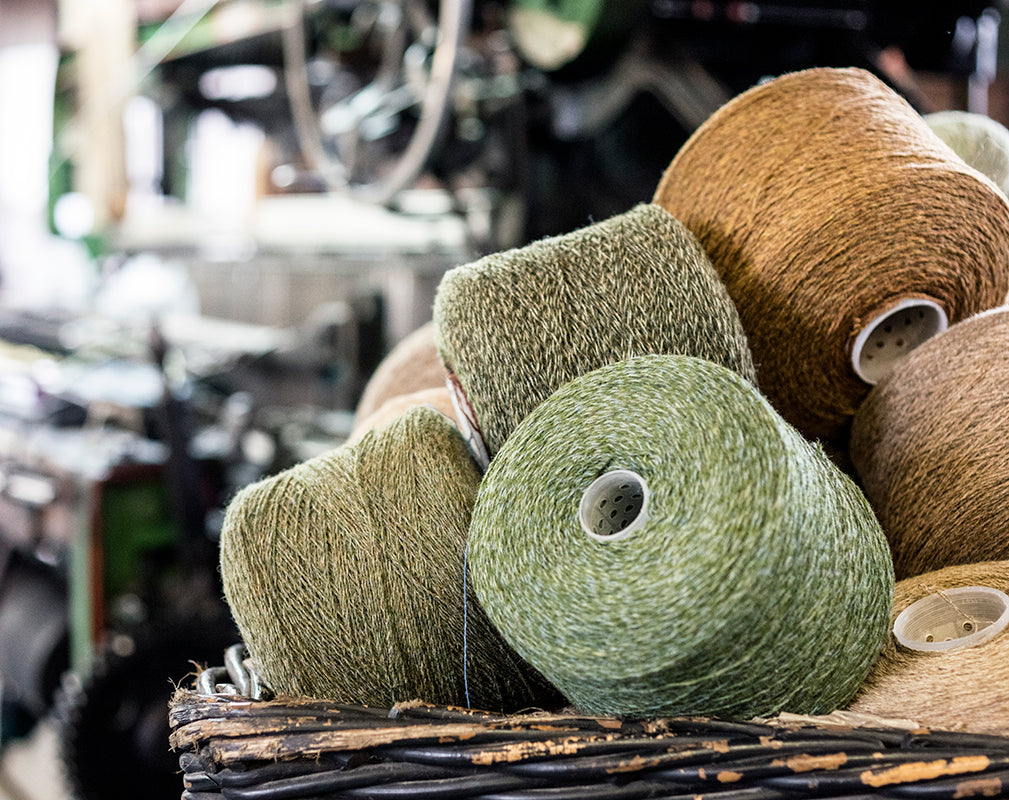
219;404;558;712
847;561;1009;735
654;66;1009;443
925;109;1009;196
353;320;446;425
347;386;458;445
849;308;1009;580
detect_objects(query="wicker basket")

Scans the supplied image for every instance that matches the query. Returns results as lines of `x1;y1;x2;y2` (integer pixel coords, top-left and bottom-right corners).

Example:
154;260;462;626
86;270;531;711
169;645;1009;799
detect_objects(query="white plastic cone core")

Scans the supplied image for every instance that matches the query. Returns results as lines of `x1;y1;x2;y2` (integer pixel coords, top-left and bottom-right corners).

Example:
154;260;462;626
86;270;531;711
893;585;1009;652
851;298;948;384
579;469;649;542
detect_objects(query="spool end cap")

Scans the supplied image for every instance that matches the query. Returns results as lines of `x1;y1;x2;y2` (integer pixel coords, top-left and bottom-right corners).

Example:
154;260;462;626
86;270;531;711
893;585;1009;652
851;299;948;385
579;469;650;542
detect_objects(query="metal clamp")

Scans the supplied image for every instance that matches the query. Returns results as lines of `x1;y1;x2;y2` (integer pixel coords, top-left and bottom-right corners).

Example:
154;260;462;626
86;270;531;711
195;643;272;699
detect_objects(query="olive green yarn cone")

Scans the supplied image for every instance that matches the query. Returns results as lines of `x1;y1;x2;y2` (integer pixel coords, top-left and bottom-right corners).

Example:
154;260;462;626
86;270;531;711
432;202;756;461
468;354;894;719
219;404;557;712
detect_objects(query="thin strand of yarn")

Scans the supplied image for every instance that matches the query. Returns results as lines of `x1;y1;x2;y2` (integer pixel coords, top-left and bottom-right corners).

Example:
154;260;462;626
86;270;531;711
353;320;446;426
846;560;1009;735
219;404;557;712
849;307;1009;580
433;203;756;459
462;542;470;709
653;66;1009;443
468;354;893;719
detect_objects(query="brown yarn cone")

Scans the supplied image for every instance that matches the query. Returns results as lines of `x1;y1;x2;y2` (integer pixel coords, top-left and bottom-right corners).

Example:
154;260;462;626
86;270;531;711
353;321;446;423
849;307;1009;580
219;404;557;712
653;66;1009;442
847;561;1009;735
348;386;458;445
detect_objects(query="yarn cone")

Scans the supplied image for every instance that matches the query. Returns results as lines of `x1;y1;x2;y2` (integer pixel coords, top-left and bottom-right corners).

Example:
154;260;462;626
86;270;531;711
353;320;446;426
468;354;894;719
847;560;1009;735
433;202;756;462
849;307;1009;580
347;386;457;444
654;66;1009;443
219;404;558;712
925;109;1009;196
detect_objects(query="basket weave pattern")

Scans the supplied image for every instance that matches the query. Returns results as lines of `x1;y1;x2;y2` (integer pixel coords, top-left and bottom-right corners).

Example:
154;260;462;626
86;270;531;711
169;649;1009;800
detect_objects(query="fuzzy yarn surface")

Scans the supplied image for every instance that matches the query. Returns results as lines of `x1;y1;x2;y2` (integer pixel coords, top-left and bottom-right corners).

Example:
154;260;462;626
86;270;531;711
468;354;894;719
654;67;1009;443
347;386;457;445
849;307;1009;580
925;109;1009;196
219;404;558;712
433;203;756;460
847;560;1009;735
353;320;446;426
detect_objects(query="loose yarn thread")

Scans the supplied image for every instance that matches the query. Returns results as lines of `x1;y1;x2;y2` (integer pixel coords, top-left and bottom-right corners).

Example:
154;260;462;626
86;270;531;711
433;203;756;460
468;354;894;719
849;307;1009;580
653;66;1009;442
846;560;1009;735
219;404;555;712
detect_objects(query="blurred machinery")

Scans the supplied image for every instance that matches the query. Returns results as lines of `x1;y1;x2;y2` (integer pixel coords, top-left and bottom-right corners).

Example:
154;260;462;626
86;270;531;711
139;0;1003;241
0;1;1002;798
0;306;362;797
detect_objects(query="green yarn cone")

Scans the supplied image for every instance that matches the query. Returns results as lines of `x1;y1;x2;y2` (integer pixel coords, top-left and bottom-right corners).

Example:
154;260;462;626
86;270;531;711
433;202;756;461
468;354;894;719
219;404;558;712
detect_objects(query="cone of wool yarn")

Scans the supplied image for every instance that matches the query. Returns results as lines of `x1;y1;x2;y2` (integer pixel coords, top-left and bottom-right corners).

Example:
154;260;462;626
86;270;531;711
847;560;1009;735
347;386;458;445
924;109;1009;197
849;307;1009;581
353;320;446;426
219;404;557;712
653;66;1009;443
432;202;756;463
468;354;894;719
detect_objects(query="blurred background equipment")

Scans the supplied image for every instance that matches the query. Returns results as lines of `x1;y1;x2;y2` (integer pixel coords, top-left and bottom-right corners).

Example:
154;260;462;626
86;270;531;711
51;0;1009;252
0;1;1006;798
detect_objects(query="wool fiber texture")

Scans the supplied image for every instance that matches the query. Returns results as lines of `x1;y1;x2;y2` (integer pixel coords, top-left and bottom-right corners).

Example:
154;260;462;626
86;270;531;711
347;386;457;444
219;404;557;712
467;354;894;719
847;560;1009;735
353;320;446;426
432;203;756;459
925;109;1009;196
653;66;1009;443
849;307;1009;580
